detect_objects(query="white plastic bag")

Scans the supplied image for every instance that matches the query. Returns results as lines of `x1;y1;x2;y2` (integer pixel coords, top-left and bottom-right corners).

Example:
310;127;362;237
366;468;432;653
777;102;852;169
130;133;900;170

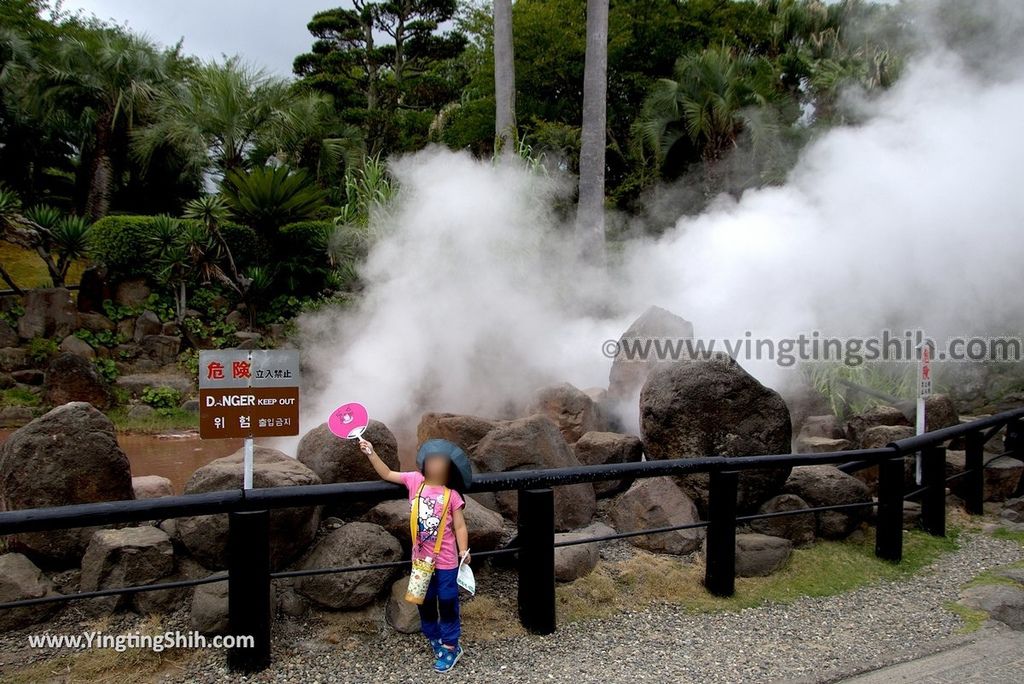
457;550;476;595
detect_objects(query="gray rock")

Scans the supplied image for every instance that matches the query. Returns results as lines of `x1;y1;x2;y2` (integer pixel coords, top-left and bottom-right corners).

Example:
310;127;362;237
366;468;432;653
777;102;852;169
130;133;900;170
853;425;917;493
43;353;112;408
180;398;200;413
0;406;34;427
77;312;116;333
11;369;43;385
0;553;62;630
782;465;872;539
114;279;151;308
0;347;29;372
640;354;792;513
79;526;175;614
386;576;421;633
417;412;499;455
135;556;207;615
947;451;1024;502
364;494;504;553
845;406;911;444
0;320;17;347
734;533;793;577
297;420;399;516
797;415;846;441
573;431;643;497
610;477;703;555
528;382;606;444
294;522;402;610
959;583;1024;630
0;402;132;566
191;580;230;635
133;310;163;342
57;333;94;360
127;403;156;419
115;373;192;399
139;335;181;365
903;500;922;529
749;494;815;547
132;475;174;499
554;522;612;582
794;436;855;454
17;287;77;340
225;310;246;329
918;394;960;433
473;414;596;531
176;446;320;570
608;305;694;406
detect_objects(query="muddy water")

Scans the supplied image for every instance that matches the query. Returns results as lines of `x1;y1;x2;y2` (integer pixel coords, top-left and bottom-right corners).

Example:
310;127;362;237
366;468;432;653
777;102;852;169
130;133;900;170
0;429;242;494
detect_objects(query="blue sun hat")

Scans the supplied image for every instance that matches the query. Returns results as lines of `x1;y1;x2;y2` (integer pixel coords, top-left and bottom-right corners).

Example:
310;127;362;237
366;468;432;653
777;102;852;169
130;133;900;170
416;438;473;492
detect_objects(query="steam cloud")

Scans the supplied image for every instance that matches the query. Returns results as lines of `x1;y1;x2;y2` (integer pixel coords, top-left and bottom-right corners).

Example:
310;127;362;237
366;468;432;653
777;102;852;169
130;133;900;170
297;1;1024;444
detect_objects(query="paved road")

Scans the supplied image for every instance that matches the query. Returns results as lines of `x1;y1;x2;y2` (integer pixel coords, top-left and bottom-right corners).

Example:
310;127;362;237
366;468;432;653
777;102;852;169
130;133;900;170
838;625;1024;683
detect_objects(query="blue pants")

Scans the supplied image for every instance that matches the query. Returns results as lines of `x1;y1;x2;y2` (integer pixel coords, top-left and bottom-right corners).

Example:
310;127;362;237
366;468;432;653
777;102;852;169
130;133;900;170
418;567;460;647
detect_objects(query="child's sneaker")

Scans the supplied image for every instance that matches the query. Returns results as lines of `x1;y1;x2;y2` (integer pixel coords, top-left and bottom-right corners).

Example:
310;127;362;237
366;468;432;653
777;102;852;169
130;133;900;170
433;644;463;673
427;637;444;658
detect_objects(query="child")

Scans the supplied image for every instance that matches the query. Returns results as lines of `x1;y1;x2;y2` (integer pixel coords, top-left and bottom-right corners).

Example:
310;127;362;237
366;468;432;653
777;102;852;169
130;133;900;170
360;436;471;673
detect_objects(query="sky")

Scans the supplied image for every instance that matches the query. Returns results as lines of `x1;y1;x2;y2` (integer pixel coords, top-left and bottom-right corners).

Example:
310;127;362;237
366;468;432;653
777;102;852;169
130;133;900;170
60;0;339;75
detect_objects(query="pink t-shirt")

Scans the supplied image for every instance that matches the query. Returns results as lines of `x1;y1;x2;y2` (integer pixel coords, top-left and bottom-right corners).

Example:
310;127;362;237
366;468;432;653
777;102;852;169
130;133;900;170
400;471;465;570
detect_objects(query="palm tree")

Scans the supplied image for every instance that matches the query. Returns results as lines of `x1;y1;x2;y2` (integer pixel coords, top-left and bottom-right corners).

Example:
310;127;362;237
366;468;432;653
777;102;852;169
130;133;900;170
42;29;170;220
221;165;326;236
493;0;516;153
634;46;777;167
575;0;609;266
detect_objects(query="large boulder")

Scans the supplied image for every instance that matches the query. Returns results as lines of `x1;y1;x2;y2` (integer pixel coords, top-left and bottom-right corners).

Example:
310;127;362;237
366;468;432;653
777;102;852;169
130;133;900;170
76;311;116;333
114;279;151;308
609;477;703;555
919;394;959;433
417;413;498;454
16;287;77;340
527;383;606;444
732;533;793;577
132;475;174;499
797;415;846;441
297;420;399;516
472;414;596;531
79;526;175;614
294;522;402;609
138;335;181;365
133;311;163;342
794;436;855;454
748;494;816;547
946;451;1024;502
0;320;18;347
175;447;321;569
573;431;643;498
0;553;62;630
608;305;694;407
59;334;95;360
0;347;29;372
0;403;133;566
554;521;613;582
640;355;792;513
364;495;504;552
43;353;112;408
852;425;916;493
191;580;230;635
115;373;193;399
958;583;1024;630
782;465;871;539
386;576;421;633
845;405;911;444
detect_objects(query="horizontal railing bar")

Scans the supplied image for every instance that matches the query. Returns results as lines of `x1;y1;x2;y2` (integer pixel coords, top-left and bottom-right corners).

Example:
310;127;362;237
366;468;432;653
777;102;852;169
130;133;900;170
552;520;710;547
1;408;1019;537
0;573;227;610
736;499;876;523
889;408;1024;453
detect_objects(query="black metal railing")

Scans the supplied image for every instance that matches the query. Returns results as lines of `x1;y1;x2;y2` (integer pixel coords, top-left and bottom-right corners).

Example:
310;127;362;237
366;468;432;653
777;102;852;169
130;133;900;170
1;406;1021;672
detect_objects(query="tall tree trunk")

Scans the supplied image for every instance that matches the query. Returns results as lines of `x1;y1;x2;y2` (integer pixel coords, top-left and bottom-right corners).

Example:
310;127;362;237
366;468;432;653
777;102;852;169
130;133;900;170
575;0;608;265
85;112;114;221
493;0;516;154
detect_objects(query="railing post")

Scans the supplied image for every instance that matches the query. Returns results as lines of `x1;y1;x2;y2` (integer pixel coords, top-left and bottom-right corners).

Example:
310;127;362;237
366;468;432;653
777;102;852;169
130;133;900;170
227;509;272;672
875;456;904;562
517;488;555;634
705;470;738;597
964;431;985;515
919;446;946;537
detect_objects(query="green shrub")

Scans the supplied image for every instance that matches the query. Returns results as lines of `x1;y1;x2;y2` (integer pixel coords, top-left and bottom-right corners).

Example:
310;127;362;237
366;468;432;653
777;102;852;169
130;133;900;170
27;337;58;365
93;358;119;383
141;386;182;410
89;215;159;276
276;220;333;295
219;221;270;270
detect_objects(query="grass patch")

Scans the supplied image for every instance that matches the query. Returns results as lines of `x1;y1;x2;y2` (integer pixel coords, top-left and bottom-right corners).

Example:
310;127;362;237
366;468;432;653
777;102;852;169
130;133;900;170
945;601;990;633
558;527;960;623
0;243;85;290
962;559;1024;590
1;387;41;408
107;407;198;434
461;592;525;640
5;615;196;684
992;527;1024;546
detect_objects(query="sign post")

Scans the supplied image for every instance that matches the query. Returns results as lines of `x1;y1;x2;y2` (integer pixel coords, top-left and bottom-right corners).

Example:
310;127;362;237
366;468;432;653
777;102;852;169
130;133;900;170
915;340;933;485
198;350;301;489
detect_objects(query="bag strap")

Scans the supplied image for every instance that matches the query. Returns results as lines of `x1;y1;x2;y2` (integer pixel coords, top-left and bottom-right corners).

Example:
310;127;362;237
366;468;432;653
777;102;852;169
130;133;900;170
410;481;453;557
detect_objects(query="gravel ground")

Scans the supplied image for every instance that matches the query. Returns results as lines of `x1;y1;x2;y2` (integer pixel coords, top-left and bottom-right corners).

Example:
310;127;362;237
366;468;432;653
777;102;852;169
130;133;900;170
3;530;1020;683
144;531;1024;684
